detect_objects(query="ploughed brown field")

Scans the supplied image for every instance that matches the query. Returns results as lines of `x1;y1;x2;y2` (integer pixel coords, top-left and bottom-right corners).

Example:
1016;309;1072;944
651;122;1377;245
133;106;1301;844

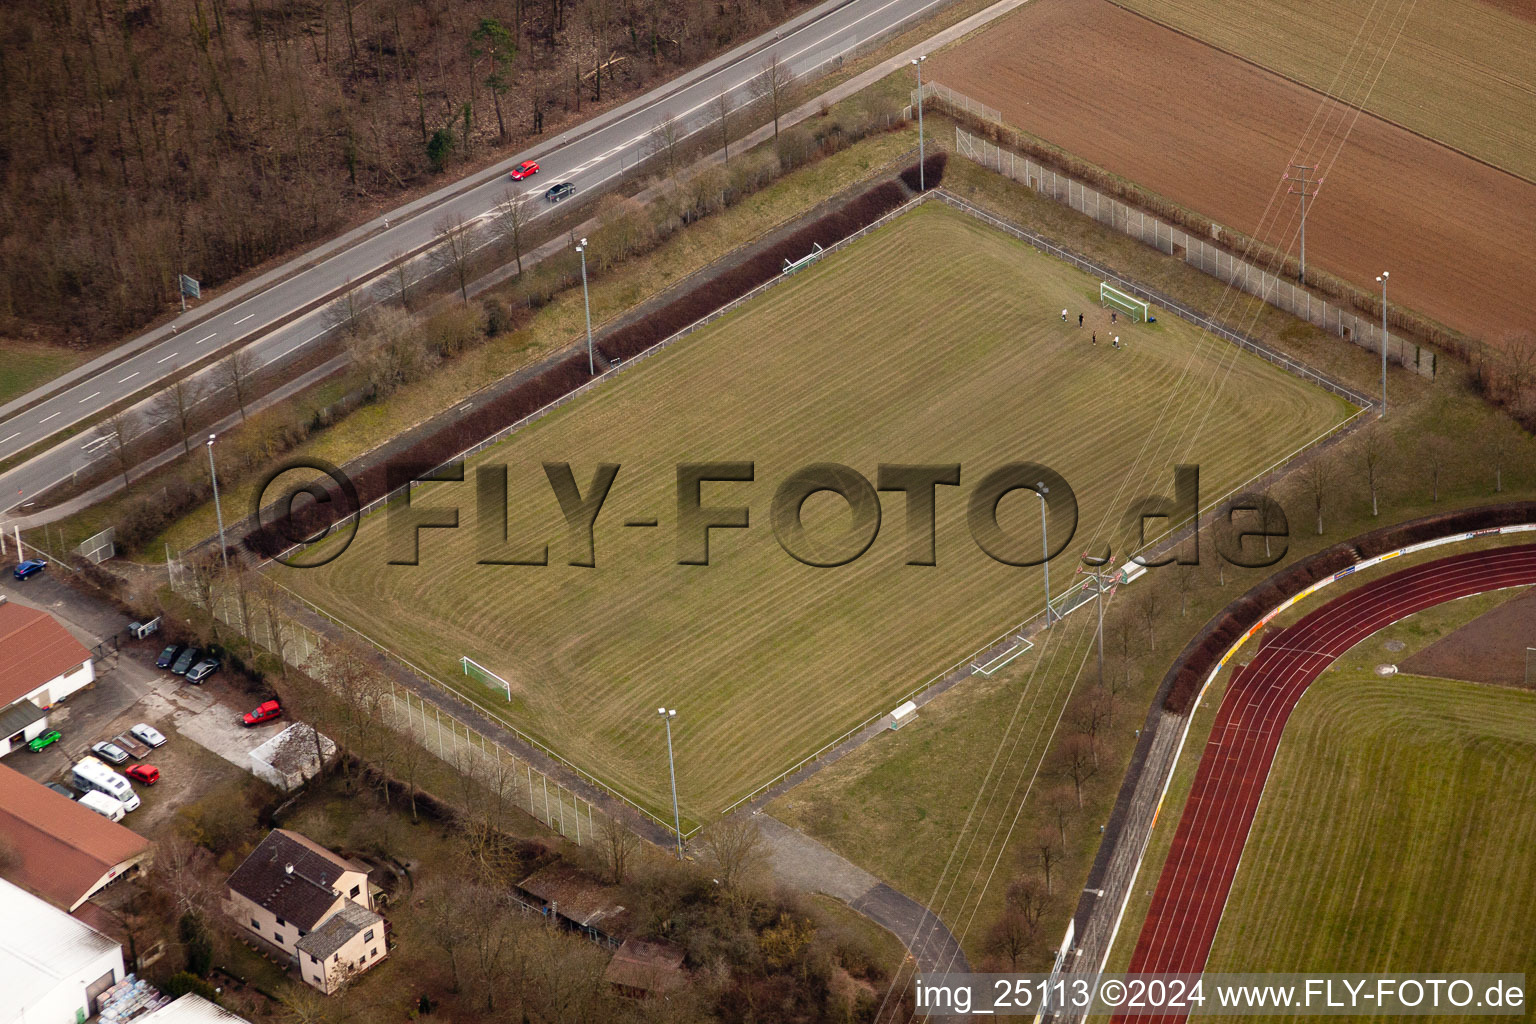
930;0;1536;346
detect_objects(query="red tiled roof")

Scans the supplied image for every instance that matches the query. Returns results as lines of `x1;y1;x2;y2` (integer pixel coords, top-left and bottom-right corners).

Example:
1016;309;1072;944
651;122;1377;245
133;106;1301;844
0;763;152;911
0;602;92;706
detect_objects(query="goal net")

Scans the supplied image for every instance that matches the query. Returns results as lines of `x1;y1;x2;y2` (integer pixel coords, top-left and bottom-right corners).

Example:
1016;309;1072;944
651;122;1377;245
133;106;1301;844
1100;281;1150;322
461;656;512;701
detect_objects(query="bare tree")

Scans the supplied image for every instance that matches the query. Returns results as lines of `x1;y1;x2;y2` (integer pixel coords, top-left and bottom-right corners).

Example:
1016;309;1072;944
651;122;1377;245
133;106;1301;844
648;112;684;180
1424;431;1452;502
1304;456;1334;534
153;377;207;455
390;248;418;310
714;89;733;163
596;814;640;885
1045;784;1077;852
1360;430;1391;517
751;53;796;141
1071;687;1117;767
698;816;764;891
1033;827;1059;894
987;909;1035;969
1056;734;1097;808
325;277;366;337
497;188;532;276
1487;430;1513;493
100;411;141;487
433;212;476;302
1175;563;1199;616
1137;587;1163;652
217;347;257;422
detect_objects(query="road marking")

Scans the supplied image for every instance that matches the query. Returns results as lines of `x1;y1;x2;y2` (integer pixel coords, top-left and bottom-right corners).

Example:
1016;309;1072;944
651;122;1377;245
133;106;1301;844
118;371;140;384
0;433;18;445
78;392;100;404
41;412;60;423
196;333;217;344
157;352;178;363
234;314;255;325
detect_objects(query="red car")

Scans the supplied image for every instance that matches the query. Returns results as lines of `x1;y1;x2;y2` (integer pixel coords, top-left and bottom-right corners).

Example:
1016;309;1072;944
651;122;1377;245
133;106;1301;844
510;160;540;181
243;700;282;727
125;764;160;786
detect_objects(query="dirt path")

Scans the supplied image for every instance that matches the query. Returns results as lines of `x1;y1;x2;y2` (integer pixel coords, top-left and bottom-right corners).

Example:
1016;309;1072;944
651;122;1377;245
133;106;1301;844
1401;585;1536;687
931;0;1536;344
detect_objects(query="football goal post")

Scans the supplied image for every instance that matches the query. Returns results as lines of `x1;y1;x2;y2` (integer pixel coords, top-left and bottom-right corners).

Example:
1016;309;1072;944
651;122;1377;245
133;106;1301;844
1100;281;1150;322
461;656;512;701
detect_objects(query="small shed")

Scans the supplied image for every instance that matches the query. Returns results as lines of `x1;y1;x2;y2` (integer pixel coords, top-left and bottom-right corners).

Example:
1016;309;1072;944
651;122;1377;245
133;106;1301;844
604;938;686;999
516;863;628;943
889;700;917;730
249;723;336;792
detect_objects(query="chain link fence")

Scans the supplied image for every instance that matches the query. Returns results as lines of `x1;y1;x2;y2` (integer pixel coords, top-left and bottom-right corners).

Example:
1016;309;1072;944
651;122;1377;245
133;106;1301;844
953;125;1437;379
167;559;615;846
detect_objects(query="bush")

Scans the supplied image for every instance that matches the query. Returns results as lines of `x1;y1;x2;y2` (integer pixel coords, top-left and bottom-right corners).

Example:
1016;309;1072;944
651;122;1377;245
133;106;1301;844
179;912;213;977
160;972;219;1002
899;151;948;191
423;303;484;359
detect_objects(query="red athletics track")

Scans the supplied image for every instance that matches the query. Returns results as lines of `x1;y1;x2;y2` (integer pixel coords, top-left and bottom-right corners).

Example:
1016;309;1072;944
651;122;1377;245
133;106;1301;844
1116;543;1536;1022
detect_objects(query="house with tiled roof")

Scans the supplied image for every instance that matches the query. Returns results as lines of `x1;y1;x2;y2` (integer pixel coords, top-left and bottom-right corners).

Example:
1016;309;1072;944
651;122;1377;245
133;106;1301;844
0;763;152;912
224;829;387;993
0;598;95;756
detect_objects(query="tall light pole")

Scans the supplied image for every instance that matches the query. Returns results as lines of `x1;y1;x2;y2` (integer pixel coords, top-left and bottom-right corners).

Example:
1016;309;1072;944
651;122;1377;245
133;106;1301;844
1376;271;1389;418
911;55;928;191
577;238;594;374
206;434;228;571
1038;482;1052;623
658;708;683;858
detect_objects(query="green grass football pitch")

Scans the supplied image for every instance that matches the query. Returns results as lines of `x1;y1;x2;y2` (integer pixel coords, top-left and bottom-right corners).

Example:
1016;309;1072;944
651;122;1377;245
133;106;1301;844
1206;672;1536;986
276;202;1351;821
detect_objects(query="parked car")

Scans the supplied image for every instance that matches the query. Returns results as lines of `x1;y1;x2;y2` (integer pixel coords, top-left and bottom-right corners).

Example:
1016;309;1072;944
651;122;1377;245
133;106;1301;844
243;700;282;726
27;729;62;752
155;644;185;669
184;658;220;685
13;559;47;580
171;647;202;675
129;723;167;748
78;791;126;821
544;181;575;203
125;764;160;786
44;782;76;799
510;159;540;180
91;740;129;764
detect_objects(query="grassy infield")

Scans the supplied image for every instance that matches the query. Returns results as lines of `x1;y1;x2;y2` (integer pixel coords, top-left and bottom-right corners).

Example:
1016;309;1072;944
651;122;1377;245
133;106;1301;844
278;201;1347;824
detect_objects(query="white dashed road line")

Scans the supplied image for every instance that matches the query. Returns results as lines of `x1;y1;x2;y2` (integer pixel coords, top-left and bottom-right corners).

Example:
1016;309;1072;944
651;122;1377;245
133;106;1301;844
78;392;100;404
234;314;255;325
118;371;139;384
157;352;178;363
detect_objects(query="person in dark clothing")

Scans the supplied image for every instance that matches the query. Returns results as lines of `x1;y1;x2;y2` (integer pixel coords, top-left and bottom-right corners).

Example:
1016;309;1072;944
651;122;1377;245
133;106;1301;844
1078;313;1084;327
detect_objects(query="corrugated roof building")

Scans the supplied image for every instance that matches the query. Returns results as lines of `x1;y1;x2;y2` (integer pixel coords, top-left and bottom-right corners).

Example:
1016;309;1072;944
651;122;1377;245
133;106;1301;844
0;763;152;911
0;876;126;1024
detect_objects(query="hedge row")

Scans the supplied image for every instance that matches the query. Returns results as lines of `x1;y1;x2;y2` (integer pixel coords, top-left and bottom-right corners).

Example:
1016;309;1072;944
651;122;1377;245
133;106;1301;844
899;151;948;192
244;174;921;558
1161;501;1536;713
598;178;910;363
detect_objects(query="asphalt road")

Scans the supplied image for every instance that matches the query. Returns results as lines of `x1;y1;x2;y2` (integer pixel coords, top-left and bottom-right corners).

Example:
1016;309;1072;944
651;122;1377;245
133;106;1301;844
0;0;952;514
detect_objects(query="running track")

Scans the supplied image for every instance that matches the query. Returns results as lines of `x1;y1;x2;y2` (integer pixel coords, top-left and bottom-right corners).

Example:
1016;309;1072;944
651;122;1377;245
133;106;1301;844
1116;543;1536;1022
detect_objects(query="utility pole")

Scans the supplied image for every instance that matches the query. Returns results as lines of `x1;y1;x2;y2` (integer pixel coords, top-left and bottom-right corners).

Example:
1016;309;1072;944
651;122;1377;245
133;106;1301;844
1080;555;1116;689
207;434;228;572
1284;164;1321;283
576;238;594;374
658;708;683;858
1037;482;1052;624
1377;271;1390;418
912;55;928;191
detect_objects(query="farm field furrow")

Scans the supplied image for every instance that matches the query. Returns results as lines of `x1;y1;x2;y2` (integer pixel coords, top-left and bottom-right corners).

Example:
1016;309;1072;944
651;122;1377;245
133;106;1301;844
277;202;1349;820
931;0;1536;346
1112;0;1536;181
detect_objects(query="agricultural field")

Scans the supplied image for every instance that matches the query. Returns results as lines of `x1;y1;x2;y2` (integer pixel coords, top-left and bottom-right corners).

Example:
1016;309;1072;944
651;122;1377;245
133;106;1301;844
1207;672;1536;984
929;0;1536;344
1113;0;1536;181
277;202;1349;822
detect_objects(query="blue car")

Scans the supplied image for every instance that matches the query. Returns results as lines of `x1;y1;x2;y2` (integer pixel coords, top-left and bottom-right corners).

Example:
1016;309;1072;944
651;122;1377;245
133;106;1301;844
13;559;47;580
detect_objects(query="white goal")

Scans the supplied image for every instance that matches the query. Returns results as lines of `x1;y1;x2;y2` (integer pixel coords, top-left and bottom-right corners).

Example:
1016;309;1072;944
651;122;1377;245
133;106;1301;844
1100;281;1150;322
460;656;512;701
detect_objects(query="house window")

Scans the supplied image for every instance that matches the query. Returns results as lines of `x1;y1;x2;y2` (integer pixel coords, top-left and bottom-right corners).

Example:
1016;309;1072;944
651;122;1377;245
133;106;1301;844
364;929;374;942
370;948;378;959
349;885;360;898
250;920;260;932
276;916;285;926
333;954;339;963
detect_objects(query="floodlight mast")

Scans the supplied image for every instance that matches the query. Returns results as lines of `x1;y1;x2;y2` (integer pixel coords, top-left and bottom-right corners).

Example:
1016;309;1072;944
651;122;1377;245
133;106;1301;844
912;56;929;191
1038;482;1052;624
658;708;683;857
1377;271;1389;417
577;238;594;374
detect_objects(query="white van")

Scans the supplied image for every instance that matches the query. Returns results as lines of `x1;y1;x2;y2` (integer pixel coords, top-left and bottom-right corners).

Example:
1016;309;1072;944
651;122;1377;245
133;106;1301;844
72;756;141;812
77;790;126;822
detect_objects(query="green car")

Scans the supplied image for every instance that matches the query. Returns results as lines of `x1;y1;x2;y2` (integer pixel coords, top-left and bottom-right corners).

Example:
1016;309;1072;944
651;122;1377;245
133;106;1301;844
27;729;62;752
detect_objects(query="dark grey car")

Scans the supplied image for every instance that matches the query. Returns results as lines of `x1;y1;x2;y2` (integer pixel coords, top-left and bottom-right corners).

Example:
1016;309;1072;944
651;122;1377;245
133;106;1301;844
171;647;202;674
